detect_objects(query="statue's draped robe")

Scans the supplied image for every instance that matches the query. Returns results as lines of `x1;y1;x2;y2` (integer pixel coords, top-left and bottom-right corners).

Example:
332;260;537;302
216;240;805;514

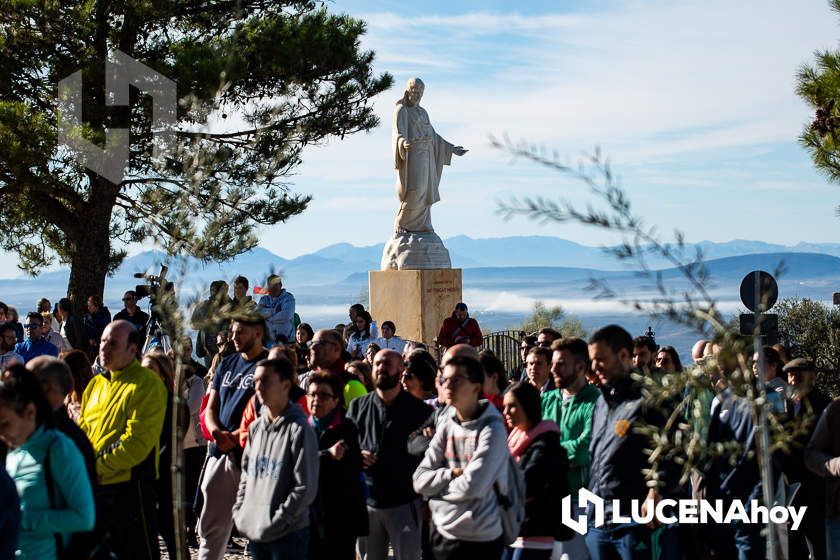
392;101;454;232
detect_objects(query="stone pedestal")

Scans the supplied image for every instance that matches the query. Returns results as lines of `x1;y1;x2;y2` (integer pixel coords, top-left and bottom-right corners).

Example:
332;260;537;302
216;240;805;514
381;231;451;270
369;269;462;347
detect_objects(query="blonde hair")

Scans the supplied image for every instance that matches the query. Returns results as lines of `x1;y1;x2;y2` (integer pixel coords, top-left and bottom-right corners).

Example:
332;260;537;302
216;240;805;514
143;349;175;391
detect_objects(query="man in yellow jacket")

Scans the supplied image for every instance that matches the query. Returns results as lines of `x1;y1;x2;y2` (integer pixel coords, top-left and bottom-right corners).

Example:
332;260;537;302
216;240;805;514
80;320;167;560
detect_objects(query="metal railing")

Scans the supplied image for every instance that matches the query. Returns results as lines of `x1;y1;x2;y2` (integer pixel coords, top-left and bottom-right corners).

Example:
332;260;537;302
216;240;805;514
481;330;524;373
417;330;524;372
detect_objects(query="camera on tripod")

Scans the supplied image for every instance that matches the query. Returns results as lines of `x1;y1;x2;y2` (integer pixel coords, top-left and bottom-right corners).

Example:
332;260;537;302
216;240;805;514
133;265;175;353
134;265;173;303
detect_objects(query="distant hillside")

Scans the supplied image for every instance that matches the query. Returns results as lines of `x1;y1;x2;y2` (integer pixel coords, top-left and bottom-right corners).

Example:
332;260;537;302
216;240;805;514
311;235;840;272
0;236;838;314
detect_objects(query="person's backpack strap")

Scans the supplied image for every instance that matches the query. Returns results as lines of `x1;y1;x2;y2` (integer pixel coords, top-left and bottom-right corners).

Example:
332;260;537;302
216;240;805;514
450;318;469;341
43;434;65;559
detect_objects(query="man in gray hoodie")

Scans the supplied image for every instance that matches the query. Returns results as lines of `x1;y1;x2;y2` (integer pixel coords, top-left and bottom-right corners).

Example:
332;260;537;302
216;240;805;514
413;355;508;559
232;357;319;560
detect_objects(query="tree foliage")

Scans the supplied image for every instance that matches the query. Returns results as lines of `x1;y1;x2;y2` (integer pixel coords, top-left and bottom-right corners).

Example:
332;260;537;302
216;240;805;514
519;300;585;338
797;0;840;206
776;296;840;396
0;1;392;308
492;140;795;551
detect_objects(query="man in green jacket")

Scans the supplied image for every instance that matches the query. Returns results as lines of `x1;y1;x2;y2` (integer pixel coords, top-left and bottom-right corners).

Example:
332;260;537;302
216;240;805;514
541;337;598;558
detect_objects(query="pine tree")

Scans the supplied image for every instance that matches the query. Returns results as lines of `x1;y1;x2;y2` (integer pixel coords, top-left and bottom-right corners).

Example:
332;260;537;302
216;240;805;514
0;1;391;309
797;0;840;195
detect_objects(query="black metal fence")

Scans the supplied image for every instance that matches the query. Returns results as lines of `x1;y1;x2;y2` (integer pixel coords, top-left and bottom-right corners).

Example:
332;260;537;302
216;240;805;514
412;330;524;372
482;330;524;373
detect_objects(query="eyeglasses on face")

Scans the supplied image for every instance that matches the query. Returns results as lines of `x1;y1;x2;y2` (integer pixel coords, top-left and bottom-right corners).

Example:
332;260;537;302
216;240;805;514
437;374;469;387
23;324;41;329
306;390;335;400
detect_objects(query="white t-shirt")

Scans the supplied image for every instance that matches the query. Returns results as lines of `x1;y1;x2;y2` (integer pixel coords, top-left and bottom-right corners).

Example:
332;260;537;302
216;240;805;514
373;335;405;354
347;333;373;358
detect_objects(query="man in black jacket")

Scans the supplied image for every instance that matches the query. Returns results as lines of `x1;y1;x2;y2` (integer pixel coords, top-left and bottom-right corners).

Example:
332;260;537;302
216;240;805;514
114;291;150;341
82;295;111;359
784;358;831;560
587;325;673;560
347;349;431;560
702;342;767;560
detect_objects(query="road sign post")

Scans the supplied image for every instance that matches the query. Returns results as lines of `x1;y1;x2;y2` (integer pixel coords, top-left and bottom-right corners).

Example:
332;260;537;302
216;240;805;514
740;270;779;560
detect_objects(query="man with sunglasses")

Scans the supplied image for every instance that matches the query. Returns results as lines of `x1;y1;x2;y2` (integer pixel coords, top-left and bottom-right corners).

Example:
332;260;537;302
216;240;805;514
537;327;560;349
114;290;150;340
13;312;58;364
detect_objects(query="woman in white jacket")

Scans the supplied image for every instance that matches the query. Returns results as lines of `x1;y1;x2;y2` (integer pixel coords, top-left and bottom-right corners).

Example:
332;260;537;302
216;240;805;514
346;311;374;360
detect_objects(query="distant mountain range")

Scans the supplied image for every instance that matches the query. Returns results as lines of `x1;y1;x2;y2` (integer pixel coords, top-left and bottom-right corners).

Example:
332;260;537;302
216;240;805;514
0;236;837;317
310;235;840;273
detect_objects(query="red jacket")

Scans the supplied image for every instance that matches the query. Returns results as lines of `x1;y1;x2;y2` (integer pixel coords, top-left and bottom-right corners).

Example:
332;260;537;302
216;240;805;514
437;316;482;348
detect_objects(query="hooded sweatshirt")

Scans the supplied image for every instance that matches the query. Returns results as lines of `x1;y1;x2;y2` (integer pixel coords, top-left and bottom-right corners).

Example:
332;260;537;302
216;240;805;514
232;401;319;543
413;400;508;542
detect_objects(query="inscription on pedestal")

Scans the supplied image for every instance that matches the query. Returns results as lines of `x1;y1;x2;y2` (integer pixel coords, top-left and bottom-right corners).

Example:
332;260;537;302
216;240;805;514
369;269;462;347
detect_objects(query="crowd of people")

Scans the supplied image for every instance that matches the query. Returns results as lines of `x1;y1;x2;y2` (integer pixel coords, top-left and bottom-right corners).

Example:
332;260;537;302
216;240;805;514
1;278;840;560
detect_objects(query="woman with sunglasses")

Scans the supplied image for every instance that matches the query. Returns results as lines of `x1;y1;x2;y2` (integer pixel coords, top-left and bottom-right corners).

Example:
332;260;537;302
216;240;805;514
0;365;94;559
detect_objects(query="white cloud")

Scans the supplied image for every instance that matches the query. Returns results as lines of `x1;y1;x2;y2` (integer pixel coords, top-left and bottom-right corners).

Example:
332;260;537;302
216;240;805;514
329;2;836;159
9;1;839;277
267;0;840;253
463;288;746;315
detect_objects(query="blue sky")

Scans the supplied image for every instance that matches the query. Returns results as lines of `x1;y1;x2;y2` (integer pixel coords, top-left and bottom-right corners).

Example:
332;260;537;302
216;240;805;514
3;0;839;278
259;0;840;258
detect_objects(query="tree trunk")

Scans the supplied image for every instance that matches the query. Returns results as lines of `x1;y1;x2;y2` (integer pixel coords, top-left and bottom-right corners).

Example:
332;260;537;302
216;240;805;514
66;181;116;315
66;232;110;316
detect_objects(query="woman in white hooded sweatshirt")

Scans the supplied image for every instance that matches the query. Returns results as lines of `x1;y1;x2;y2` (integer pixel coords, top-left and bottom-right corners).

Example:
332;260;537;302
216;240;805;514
413;355;509;560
